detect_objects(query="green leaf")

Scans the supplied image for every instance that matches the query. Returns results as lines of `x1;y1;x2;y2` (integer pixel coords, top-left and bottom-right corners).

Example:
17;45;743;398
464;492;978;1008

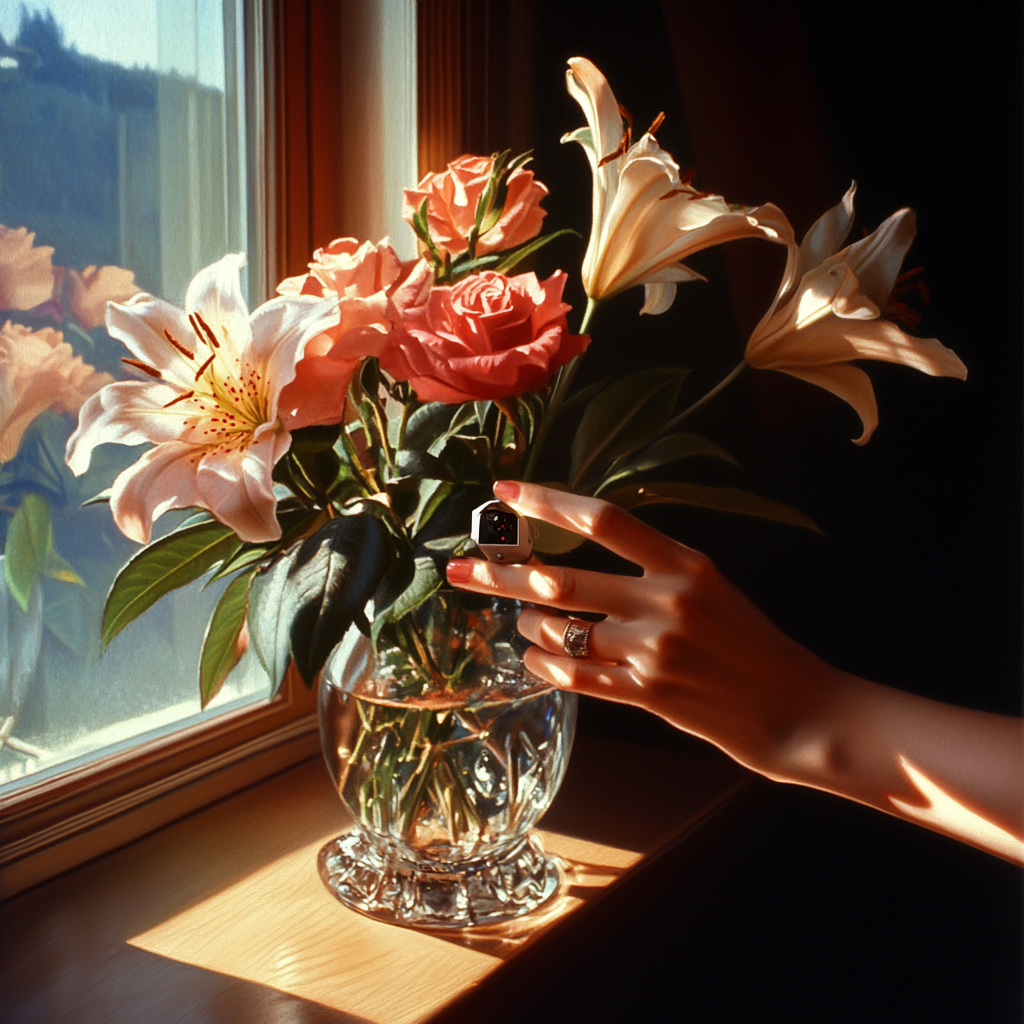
371;556;442;650
4;494;52;613
595;433;740;494
41;546;85;586
101;520;242;645
603;481;822;533
570;368;689;487
200;571;254;708
494;228;581;275
283;515;394;685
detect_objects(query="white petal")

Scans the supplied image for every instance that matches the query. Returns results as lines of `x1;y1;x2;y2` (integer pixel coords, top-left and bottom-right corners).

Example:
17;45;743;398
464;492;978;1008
184;253;251;362
778;363;879;445
841;207;916;309
109;440;207;543
66;380;190;476
195;426;289;542
246;294;342;418
105;294;202;387
641;282;677;316
796;182;857;280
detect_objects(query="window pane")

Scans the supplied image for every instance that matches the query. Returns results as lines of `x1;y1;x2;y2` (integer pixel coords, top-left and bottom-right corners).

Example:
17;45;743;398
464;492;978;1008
0;0;269;792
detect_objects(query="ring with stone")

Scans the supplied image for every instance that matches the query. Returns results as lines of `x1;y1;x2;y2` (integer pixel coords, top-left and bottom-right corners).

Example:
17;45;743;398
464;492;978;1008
562;618;593;659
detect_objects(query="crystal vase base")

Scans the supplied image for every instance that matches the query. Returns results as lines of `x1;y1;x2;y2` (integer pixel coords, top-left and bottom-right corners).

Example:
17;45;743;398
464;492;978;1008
317;829;561;929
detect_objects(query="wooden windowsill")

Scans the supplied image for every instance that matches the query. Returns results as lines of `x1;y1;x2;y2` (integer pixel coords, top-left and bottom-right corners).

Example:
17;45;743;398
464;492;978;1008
0;731;751;1024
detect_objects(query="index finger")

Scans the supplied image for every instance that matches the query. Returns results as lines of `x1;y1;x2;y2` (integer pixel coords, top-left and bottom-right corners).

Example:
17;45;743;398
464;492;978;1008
493;480;688;572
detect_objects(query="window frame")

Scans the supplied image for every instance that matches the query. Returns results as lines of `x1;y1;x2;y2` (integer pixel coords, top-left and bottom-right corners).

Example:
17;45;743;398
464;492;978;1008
0;0;319;900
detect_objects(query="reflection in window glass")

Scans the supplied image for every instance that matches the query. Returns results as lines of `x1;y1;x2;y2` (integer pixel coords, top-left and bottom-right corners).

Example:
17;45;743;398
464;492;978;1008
0;0;268;791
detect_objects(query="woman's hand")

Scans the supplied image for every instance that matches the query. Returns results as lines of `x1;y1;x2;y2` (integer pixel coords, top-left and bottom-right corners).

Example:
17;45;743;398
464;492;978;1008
446;480;837;780
446;481;1024;864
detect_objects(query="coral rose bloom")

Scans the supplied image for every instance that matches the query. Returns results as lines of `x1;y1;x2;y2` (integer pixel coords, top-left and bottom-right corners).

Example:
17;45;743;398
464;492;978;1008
0;225;56;311
402;155;548;258
276;237;405;427
0;321;111;462
381;270;589;404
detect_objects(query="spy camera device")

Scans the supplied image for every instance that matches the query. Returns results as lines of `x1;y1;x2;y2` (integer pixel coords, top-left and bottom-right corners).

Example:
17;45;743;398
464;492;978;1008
470;500;536;563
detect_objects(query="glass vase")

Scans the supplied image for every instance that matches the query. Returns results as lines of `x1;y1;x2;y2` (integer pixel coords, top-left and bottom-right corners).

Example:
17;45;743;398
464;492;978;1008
317;589;577;929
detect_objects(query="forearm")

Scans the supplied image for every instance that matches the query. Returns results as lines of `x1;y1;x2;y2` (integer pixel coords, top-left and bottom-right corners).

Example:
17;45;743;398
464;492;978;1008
767;671;1024;863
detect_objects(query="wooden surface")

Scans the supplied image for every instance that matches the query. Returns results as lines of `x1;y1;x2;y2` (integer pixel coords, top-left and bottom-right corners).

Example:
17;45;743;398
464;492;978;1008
0;733;749;1024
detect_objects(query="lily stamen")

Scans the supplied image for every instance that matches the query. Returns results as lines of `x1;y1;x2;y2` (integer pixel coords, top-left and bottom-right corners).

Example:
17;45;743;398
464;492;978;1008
195;353;216;381
162;389;195;408
163;329;194;360
121;358;163;379
597;104;634;168
646;111;665;136
194;312;221;348
188;313;208;347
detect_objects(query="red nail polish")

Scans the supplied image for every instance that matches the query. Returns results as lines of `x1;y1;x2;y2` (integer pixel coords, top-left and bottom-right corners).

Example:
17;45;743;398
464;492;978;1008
494;480;520;501
446;559;472;584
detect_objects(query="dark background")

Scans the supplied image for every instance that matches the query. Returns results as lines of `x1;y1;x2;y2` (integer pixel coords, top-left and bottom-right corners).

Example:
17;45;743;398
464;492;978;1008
446;1;1023;1021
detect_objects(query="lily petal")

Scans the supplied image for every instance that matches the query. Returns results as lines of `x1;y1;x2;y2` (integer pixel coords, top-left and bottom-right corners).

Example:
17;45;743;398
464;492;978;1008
780;362;879;445
105;294;200;387
195;425;288;542
184;253;251;362
66;380;189;475
110;440;208;543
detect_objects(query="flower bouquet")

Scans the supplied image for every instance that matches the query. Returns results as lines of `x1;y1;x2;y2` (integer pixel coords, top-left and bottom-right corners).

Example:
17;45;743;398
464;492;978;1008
64;58;965;926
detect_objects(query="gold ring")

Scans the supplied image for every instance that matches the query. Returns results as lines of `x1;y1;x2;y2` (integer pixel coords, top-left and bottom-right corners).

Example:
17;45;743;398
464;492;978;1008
562;619;593;659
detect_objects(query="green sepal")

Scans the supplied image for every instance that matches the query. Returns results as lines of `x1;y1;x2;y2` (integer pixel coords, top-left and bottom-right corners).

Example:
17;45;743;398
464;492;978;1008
493;228;581;275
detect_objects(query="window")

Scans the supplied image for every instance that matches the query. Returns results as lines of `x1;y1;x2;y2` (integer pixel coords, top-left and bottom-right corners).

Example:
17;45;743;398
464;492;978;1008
0;0;421;898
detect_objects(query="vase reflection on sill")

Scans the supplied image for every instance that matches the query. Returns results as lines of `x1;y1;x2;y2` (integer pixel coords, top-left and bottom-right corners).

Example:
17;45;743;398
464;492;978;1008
317;591;577;929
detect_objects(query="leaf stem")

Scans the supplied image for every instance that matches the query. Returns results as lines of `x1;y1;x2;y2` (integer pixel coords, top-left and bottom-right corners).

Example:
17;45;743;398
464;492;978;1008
523;297;599;481
661;360;747;434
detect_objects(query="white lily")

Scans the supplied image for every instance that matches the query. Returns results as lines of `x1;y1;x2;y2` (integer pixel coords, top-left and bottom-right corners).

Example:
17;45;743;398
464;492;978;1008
563;57;792;316
66;254;339;543
745;183;967;444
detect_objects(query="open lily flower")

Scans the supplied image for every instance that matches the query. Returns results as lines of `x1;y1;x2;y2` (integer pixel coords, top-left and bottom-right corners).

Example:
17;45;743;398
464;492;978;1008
66;254;339;543
745;184;967;444
564;57;792;315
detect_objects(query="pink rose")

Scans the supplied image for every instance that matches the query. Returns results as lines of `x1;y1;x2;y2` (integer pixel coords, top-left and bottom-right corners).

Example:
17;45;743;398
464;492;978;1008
402;155;548;258
65;264;142;330
381;270;589;403
0;321;112;461
276;238;405;428
0;225;55;311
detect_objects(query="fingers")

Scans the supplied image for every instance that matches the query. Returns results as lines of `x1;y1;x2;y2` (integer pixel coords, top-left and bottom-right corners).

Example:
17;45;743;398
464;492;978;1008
521;644;642;705
493;480;687;572
518;606;620;664
445;557;643;615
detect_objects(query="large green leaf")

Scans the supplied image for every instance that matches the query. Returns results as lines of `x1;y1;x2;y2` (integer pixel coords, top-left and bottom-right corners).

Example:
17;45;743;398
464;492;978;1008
284;514;394;685
603;481;822;532
371;556;441;650
595;432;740;494
101;520;242;645
493;228;580;274
570;368;689;487
200;571;254;708
3;494;51;612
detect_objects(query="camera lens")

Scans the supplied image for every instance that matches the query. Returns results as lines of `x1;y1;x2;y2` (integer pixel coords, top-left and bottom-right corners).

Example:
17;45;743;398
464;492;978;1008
483;510;518;545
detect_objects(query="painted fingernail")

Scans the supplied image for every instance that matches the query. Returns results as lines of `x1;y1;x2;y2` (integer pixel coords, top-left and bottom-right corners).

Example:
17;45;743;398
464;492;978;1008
446;559;472;584
493;479;520;501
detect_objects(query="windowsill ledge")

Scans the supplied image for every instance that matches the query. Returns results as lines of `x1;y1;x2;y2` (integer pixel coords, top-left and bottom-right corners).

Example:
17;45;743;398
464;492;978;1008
0;731;751;1023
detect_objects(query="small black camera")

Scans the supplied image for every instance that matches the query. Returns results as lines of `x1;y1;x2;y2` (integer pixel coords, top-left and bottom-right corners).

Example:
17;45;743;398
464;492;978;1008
470;500;536;563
